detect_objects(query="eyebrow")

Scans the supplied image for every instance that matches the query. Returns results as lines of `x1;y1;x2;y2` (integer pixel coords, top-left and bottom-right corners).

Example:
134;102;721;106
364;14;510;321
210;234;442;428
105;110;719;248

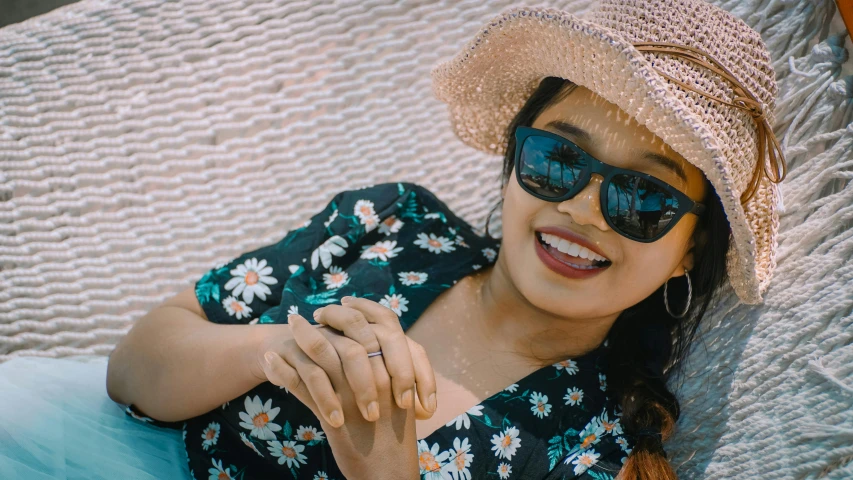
543;120;688;183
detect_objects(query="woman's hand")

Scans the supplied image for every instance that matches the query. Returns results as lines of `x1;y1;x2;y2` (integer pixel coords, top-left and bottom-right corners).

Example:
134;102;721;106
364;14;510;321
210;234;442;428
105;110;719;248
312;296;438;421
259;311;423;480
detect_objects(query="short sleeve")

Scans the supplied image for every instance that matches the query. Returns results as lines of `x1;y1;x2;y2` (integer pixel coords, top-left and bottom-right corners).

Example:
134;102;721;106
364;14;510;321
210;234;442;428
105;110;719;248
193;192;343;325
192;183;406;325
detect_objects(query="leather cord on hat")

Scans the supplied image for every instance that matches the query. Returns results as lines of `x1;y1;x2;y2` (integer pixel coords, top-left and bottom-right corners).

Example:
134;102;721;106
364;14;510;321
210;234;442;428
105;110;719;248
631;41;788;205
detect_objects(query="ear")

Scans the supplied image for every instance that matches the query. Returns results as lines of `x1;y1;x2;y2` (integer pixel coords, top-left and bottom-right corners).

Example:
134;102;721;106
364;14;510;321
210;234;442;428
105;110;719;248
670;237;696;280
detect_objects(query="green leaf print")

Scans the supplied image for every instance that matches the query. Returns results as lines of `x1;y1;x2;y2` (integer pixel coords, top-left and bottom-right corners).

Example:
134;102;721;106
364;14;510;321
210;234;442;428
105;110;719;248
290;466;298;479
547;435;565;470
196;266;229;305
588;470;614;480
398;192;423;223
368;258;390;268
283;421;292;440
304;290;341;306
397;182;406;196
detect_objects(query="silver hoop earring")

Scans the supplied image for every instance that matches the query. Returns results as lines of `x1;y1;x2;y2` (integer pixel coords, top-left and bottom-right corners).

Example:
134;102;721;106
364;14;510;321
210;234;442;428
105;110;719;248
664;267;692;318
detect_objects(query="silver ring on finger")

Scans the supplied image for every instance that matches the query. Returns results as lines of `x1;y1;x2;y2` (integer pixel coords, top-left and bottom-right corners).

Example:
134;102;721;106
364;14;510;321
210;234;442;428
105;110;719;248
366;350;383;358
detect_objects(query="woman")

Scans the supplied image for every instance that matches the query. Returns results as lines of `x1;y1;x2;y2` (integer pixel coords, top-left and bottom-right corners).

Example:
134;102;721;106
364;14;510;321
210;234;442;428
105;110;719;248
106;0;788;479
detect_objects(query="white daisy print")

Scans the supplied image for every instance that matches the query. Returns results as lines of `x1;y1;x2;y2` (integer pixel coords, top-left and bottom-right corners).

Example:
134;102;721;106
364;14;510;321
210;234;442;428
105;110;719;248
424;212;442;220
529;392;552;419
615;436;632;454
238;395;282;440
379;293;409;316
353;199;376;220
472;264;481;270
490;426;521;460
496;462;512;479
361;213;380;232
417;440;450;479
599;372;607;391
267;440;308;468
482;248;497;262
310;235;349;270
294;425;326;442
322;266;349;290
414;232;456;253
599;411;624;436
378;215;404;235
360;240;403;261
239;432;264;457
201;422;220;451
323;210;338;227
446;437;474;480
208;458;234;480
287;305;299;315
223;295;252;320
225;258;278;304
564;387;584;406
313;473;330;480
553;359;579;374
126;407;153;423
398;271;428;286
578;417;605;450
504;384;519;393
445;405;484;430
571;449;601;476
454;235;466;245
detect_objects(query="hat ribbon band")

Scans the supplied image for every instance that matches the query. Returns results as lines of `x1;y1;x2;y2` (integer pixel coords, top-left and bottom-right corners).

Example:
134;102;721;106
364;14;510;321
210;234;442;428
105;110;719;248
631;42;788;205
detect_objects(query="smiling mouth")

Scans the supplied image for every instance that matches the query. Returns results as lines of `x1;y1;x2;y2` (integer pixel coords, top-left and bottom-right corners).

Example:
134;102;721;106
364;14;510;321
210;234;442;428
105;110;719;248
536;232;612;269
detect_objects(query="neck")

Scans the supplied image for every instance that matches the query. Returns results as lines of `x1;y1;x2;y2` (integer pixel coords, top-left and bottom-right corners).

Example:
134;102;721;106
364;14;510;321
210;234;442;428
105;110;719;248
472;262;617;367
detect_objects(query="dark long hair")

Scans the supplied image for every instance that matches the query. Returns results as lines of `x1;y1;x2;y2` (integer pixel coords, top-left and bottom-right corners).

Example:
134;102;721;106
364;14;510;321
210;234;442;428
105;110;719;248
487;77;731;479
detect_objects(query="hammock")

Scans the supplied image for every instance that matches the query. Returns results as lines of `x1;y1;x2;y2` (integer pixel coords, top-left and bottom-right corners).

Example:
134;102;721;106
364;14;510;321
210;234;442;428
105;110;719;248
0;0;851;477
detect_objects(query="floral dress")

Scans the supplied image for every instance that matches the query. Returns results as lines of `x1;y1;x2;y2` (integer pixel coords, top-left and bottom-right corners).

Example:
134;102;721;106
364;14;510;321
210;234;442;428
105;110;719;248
125;182;635;480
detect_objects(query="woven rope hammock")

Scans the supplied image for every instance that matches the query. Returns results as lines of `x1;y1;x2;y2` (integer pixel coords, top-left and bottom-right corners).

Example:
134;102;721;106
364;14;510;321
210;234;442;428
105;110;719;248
1;0;851;478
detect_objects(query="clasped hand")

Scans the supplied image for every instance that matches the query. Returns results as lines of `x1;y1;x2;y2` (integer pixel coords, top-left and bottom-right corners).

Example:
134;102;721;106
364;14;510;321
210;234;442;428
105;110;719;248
255;296;438;480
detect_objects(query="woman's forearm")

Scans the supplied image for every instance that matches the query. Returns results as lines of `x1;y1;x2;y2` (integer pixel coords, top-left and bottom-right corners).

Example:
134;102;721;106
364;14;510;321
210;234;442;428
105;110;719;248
106;306;271;422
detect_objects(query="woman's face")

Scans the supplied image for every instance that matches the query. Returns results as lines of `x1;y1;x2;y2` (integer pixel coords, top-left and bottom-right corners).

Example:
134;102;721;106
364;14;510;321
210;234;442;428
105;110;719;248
500;85;708;320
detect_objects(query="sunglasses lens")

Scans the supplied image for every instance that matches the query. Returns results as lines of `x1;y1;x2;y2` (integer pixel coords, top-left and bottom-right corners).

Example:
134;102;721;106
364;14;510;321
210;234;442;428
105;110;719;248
607;174;680;240
519;135;587;198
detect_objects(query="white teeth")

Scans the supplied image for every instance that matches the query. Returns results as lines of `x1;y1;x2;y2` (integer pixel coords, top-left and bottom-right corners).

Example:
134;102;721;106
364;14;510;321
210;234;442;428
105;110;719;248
539;233;609;262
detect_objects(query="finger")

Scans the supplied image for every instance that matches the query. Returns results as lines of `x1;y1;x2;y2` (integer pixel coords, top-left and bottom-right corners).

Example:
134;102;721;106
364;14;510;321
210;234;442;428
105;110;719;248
339;296;418;409
323;332;381;422
407;337;438;416
287;314;349;427
340;295;400;328
313;304;381;353
260;350;319;414
371;323;417;410
316;304;413;411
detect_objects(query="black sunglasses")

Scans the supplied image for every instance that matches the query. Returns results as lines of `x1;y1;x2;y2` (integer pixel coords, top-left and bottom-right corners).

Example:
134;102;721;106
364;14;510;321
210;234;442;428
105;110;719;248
514;126;706;243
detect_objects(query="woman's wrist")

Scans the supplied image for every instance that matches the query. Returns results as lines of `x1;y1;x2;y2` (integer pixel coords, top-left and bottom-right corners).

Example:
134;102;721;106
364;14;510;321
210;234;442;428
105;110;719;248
243;323;279;383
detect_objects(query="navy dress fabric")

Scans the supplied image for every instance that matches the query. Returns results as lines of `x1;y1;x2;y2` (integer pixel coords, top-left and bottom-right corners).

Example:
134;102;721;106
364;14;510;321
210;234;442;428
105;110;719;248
124;182;634;480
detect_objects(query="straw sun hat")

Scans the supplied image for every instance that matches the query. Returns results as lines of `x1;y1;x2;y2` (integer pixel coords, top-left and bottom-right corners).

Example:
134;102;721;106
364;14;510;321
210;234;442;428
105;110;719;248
431;0;788;305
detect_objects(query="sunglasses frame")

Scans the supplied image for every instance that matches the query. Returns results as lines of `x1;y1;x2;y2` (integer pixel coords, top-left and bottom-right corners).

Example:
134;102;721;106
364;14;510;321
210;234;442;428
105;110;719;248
514;126;706;243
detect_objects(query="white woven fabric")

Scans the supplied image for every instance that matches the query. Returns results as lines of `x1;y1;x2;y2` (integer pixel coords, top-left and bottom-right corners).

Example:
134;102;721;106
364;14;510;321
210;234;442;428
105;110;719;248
0;0;850;478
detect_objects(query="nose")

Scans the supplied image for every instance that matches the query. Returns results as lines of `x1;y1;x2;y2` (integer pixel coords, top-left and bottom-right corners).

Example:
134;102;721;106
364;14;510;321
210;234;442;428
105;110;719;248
556;174;610;232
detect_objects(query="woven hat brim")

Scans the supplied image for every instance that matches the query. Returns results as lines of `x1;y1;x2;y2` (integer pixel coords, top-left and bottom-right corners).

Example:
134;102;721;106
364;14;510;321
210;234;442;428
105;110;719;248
431;7;773;305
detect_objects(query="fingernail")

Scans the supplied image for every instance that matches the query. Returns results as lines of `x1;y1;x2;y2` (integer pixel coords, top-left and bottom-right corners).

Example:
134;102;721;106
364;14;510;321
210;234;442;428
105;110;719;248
401;389;414;409
427;393;437;412
367;401;380;421
263;351;275;368
312;308;321;319
330;410;343;427
341;296;352;306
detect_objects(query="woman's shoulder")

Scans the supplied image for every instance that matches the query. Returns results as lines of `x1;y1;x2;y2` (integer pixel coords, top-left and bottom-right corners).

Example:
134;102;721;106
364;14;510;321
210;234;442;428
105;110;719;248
334;181;490;239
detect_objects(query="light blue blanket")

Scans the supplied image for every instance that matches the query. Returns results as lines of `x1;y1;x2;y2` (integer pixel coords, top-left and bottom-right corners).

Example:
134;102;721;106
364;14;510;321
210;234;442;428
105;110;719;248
0;356;189;480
